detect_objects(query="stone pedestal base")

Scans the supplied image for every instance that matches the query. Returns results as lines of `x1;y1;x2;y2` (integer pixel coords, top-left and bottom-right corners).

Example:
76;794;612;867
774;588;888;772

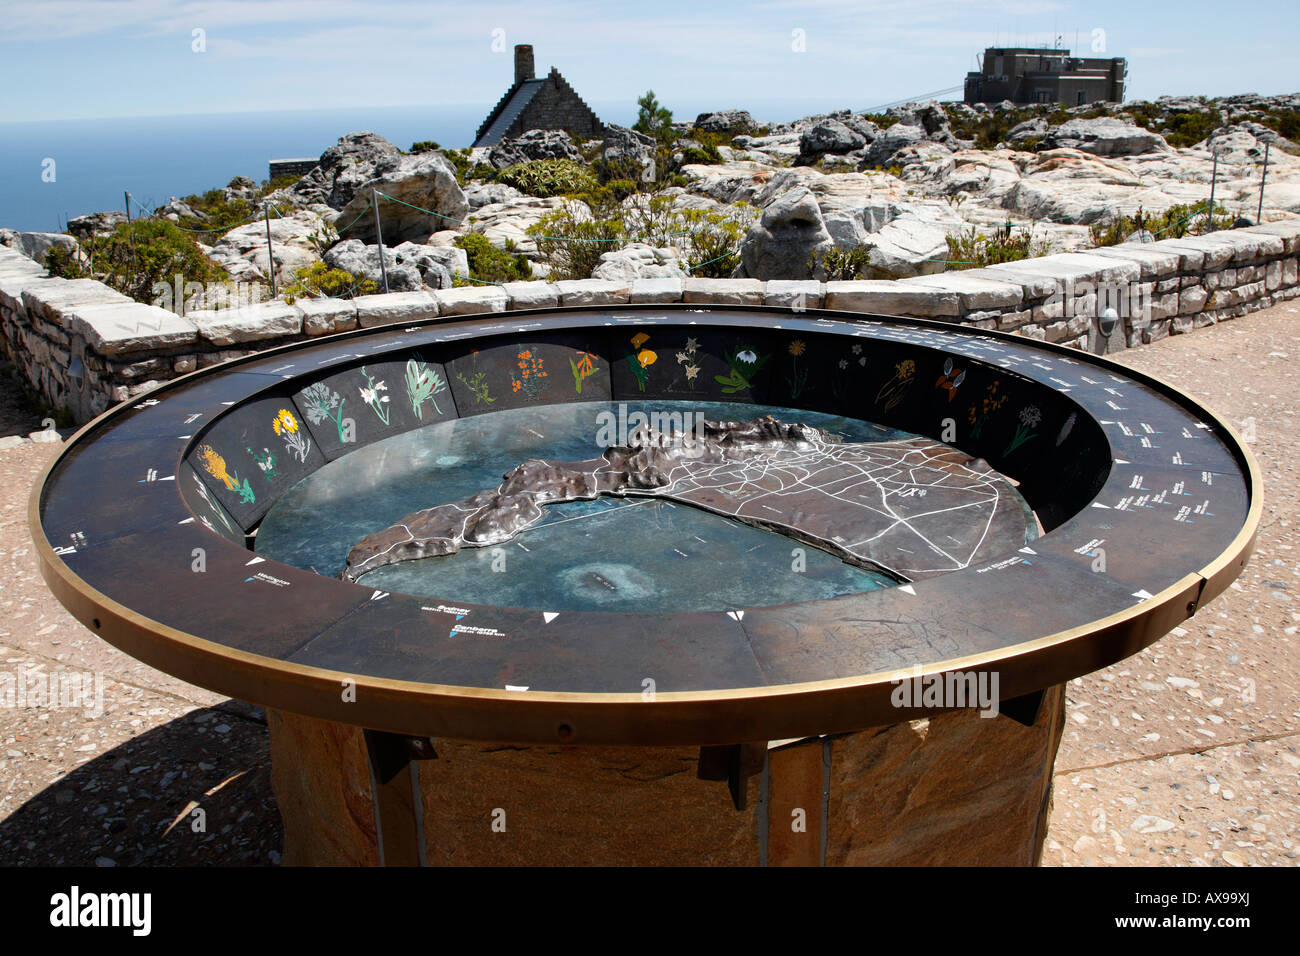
267;683;1065;866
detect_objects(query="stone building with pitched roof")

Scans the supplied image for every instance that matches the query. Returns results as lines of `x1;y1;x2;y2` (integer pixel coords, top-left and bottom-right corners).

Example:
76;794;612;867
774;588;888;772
473;45;605;147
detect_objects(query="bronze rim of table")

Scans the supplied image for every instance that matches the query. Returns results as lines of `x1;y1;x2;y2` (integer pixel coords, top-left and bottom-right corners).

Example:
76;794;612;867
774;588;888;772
30;304;1261;745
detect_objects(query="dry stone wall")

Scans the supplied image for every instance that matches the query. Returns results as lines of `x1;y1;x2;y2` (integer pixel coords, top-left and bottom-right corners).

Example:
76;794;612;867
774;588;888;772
2;220;1298;424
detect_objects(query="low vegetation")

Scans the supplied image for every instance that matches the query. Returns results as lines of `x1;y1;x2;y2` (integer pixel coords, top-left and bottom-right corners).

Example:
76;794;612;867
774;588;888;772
944;219;1054;270
282;261;377;302
527;190;754;281
1088;202;1236;246
453;233;533;284
494;158;598;198
44;219;227;303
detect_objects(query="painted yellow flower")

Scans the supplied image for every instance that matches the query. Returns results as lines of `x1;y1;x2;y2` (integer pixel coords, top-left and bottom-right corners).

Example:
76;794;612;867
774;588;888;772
630;332;650;349
272;409;298;435
637;349;658;368
199;445;234;490
789;340;806;357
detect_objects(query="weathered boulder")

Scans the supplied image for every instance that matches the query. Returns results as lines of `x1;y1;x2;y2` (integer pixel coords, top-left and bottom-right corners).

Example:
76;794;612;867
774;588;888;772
488;129;582;170
335;151;469;245
591;243;685;281
738;187;835;279
322;239;423;292
66;211;128;240
861;123;926;168
154;197;205;222
289;132;405;209
694;110;756;134
799;119;868;161
17;232;78;265
601;125;655;175
1007;117;1048;145
207;209;325;286
1040;118;1171;156
391;240;467;288
464;182;526;210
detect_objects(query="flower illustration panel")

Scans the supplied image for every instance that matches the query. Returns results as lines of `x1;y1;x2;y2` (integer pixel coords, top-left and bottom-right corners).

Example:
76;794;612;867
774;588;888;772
443;335;611;417
186;392;327;529
178;462;244;544
291;357;457;461
609;327;781;404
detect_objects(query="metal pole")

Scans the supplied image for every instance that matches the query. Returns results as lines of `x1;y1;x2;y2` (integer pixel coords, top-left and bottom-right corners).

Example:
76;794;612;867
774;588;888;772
264;203;277;298
1257;140;1270;224
1205;149;1218;234
124;191;132;223
372;187;389;293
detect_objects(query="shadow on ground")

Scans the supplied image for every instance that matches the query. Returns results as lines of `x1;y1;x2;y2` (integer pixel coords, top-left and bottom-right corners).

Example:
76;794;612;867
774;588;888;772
0;703;281;866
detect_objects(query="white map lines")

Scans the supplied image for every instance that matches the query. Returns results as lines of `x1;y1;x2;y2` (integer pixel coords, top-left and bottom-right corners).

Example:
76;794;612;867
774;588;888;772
628;437;1012;576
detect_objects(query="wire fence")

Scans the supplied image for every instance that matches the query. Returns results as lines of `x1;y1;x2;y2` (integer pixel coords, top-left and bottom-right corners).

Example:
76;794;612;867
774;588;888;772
102;135;1273;296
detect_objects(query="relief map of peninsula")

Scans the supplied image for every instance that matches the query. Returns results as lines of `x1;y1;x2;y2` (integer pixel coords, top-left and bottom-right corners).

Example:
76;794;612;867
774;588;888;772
341;415;1032;586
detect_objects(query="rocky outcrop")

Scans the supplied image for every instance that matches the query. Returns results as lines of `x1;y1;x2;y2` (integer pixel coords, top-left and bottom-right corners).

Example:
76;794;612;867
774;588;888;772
289;132;405;210
694;110;756;134
592;242;685;281
1040;118;1171;157
738;187;835;279
601;125;655;174
334;151;469;245
66;211;128;240
207;209;326;286
488;129;582;170
861;123;926;168
798;119;869;164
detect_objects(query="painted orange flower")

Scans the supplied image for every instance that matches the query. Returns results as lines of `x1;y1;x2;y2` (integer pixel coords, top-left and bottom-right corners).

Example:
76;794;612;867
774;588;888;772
199;445;234;490
631;332;650;349
788;340;806;357
637;349;657;368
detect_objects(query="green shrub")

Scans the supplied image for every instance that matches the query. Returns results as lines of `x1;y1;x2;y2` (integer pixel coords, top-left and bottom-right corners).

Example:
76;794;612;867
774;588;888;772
679;143;724;165
945;219;1053;270
526;194;754;281
495;159;598;198
453;233;533;283
282;261;377;302
808;246;874;280
1088;202;1235;246
410;140;441;152
70;219;227;303
43;244;84;279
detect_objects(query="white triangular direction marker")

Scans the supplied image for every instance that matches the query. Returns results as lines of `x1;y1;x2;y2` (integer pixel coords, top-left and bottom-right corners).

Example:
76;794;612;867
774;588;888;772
1114;459;1130;465
178;517;194;524
245;556;265;565
161;475;175;481
1091;502;1111;509
542;612;559;624
726;610;745;621
505;685;529;692
898;584;916;595
1132;589;1154;600
370;591;388;601
1019;547;1036;555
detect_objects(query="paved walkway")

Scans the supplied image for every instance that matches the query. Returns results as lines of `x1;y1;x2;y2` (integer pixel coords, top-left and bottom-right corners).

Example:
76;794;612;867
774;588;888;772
0;304;1296;866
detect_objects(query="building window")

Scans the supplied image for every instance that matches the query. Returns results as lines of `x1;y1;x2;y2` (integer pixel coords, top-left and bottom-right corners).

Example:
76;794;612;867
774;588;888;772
1035;90;1051;103
1076;91;1086;105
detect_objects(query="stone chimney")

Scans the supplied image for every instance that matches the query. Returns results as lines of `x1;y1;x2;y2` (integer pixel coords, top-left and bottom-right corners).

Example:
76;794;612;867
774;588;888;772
514;45;535;85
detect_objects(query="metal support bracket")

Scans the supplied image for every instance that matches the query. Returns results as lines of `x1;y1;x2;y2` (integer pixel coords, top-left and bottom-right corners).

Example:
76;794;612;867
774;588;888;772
697;742;767;811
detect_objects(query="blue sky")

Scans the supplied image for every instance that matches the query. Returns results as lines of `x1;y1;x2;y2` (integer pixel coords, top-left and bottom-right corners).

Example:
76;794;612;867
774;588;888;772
2;0;1296;123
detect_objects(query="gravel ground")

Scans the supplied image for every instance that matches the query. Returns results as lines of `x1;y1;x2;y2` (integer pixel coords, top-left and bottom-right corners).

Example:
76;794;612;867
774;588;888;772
0;304;1296;867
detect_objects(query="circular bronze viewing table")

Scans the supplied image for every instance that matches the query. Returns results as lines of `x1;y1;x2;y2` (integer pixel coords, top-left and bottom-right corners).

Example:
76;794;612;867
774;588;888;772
31;304;1259;866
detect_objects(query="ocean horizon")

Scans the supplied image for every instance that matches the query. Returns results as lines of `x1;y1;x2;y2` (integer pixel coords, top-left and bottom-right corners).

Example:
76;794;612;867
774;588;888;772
0;97;861;234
